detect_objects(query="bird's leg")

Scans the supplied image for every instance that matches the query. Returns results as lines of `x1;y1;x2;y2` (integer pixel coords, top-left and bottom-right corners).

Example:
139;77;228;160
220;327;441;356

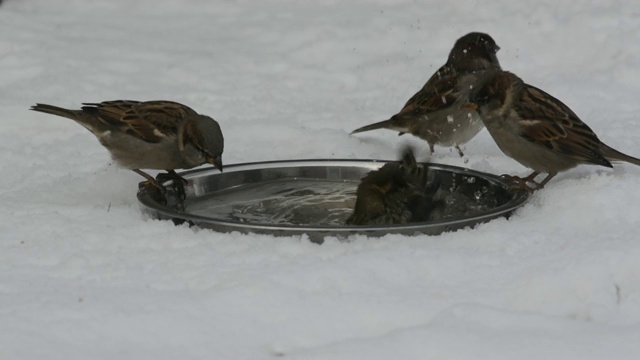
500;171;554;193
133;169;165;193
500;171;539;193
514;172;555;191
502;176;535;193
454;144;464;157
133;169;168;205
521;171;541;183
156;170;188;201
532;173;556;190
500;172;538;185
428;143;435;154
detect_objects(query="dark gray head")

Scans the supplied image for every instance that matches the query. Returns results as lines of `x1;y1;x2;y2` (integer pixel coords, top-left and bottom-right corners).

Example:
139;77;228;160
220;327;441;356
188;115;224;171
469;71;524;115
447;32;501;72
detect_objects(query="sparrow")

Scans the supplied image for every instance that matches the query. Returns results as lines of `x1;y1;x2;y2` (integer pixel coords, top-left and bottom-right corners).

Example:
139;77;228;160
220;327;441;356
466;71;640;191
346;148;441;225
350;32;502;157
30;100;224;199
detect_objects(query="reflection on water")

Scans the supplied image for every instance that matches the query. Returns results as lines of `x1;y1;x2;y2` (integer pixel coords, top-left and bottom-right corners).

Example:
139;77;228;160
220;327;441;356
188;180;356;226
186;175;510;226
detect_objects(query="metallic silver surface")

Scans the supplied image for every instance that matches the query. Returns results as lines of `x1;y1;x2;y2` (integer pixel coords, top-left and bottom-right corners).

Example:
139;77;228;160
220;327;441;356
137;159;529;243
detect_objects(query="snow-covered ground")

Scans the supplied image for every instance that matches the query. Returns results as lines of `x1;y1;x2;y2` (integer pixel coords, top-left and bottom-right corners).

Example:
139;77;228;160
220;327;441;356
2;1;640;358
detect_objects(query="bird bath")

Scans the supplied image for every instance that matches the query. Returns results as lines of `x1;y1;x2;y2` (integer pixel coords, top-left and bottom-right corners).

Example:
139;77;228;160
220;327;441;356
137;159;529;243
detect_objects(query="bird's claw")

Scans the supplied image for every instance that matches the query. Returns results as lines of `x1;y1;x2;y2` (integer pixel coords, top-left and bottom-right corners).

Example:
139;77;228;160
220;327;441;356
156;171;188;206
454;145;465;157
138;180;168;205
500;174;540;193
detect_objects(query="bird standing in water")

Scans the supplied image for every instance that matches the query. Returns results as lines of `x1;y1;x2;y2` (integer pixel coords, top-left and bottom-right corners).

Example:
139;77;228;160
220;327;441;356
346;149;441;225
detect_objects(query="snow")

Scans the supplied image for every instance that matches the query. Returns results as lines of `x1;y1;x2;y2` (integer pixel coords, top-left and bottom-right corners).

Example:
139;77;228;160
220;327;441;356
2;0;640;358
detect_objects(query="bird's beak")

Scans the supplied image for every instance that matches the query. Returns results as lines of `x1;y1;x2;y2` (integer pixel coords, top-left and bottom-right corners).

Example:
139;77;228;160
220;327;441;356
208;155;223;172
462;102;479;111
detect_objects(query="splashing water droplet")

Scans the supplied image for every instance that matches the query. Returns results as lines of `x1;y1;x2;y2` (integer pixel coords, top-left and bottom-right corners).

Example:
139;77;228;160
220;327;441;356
183;172;516;227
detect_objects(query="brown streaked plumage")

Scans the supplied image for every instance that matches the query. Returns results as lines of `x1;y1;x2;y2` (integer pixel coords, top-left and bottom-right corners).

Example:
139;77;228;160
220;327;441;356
468;71;640;191
351;32;502;157
346;148;441;225
30;100;224;198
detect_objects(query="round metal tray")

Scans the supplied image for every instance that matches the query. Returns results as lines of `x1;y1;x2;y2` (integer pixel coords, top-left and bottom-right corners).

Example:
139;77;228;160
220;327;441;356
137;159;529;243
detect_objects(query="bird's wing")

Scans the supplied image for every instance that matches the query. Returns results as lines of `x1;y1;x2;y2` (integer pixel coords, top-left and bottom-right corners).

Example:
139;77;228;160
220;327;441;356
81;100;196;143
397;64;460;115
515;85;611;167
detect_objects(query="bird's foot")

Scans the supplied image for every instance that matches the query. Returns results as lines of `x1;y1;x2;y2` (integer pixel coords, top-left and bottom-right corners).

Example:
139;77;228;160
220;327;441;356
454;145;465;157
133;169;169;204
138;179;168;205
156;170;188;211
500;174;541;193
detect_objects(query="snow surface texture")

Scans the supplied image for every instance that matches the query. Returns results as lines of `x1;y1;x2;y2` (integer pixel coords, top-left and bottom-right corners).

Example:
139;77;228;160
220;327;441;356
2;1;640;359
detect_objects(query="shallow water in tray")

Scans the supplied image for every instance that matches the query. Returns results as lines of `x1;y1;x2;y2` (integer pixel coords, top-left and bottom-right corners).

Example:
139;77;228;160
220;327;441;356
185;175;509;226
187;180;357;226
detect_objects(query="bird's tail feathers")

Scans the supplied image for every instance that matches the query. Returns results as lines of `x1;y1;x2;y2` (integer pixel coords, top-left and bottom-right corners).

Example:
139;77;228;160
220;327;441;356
30;103;79;120
350;117;410;135
601;143;640;167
